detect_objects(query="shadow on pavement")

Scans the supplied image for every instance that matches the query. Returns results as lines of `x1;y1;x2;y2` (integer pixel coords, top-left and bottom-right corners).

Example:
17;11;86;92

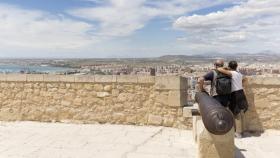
242;131;262;138
235;146;246;158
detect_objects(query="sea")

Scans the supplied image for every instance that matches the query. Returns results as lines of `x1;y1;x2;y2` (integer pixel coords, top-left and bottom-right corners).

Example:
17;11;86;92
0;64;72;74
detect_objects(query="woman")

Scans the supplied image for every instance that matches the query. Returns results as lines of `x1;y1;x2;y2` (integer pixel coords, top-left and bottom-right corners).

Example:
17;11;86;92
217;60;248;138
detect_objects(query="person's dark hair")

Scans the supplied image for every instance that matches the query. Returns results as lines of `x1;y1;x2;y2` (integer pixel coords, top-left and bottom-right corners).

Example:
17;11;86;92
228;61;238;70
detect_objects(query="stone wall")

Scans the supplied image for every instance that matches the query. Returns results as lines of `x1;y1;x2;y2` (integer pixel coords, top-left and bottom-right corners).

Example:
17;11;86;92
0;74;190;129
244;77;280;131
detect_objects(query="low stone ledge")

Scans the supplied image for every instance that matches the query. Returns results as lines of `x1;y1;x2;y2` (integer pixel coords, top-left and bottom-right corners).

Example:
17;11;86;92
0;74;7;81
60;75;75;82
2;75;182;86
6;74;27;82
137;76;155;84
27;75;44;82
43;75;60;82
247;76;280;86
74;75;94;83
95;75;117;83
117;75;138;83
2;75;147;83
155;76;188;90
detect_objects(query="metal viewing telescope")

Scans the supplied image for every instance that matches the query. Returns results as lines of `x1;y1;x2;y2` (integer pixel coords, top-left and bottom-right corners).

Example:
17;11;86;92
195;92;234;135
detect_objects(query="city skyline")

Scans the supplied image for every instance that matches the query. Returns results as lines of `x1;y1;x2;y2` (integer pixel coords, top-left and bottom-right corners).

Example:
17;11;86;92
0;0;279;58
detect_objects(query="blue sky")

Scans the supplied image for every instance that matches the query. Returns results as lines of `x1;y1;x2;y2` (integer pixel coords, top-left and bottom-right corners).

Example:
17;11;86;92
0;0;279;58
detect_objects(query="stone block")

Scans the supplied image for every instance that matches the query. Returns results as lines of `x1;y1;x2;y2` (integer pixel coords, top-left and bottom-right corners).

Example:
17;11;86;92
163;116;175;127
246;77;260;85
73;98;83;106
137;76;155;84
104;85;112;91
74;75;94;83
262;77;280;85
181;89;188;104
43;75;60;82
180;76;188;90
112;113;126;122
112;89;120;97
183;107;194;118
155;93;168;105
117;75;138;83
167;90;185;107
61;100;72;106
6;74;27;82
248;76;280;86
97;92;110;98
126;115;137;124
117;93;135;102
84;84;93;90
60;75;75;82
95;75;116;83
192;112;202;142
27;75;44;82
168;90;180;107
148;114;162;126
94;84;103;91
197;120;235;158
155;76;187;90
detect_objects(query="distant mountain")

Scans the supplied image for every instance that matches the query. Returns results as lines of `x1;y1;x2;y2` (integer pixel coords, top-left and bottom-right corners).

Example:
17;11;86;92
157;52;280;63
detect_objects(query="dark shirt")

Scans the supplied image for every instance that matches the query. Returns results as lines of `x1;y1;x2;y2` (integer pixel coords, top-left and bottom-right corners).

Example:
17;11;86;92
203;71;214;81
204;70;230;107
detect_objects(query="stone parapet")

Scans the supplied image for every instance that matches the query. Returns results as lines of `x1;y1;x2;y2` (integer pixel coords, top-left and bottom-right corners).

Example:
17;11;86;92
0;74;158;83
5;74;157;84
0;74;190;129
155;76;187;90
1;74;279;131
247;76;280;86
244;76;280;131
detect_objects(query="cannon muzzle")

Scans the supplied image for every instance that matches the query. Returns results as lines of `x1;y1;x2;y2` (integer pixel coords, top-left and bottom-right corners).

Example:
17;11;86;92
195;92;234;135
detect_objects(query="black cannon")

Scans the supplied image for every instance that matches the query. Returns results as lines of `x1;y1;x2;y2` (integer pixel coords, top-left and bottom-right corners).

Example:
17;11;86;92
195;92;234;135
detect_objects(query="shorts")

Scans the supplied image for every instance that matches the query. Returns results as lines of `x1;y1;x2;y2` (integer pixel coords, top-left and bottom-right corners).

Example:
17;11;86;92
213;95;230;107
229;89;248;116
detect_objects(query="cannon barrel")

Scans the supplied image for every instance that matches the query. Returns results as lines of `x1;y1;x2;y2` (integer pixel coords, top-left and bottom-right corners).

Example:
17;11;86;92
195;92;234;135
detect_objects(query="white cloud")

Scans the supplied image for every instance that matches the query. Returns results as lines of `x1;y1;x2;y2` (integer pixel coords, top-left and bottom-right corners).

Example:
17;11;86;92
69;0;239;37
2;0;266;57
0;4;95;52
173;0;280;53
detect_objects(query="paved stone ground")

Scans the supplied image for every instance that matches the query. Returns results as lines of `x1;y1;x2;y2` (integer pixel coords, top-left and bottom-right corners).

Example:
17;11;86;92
235;130;280;158
0;122;279;158
0;122;196;158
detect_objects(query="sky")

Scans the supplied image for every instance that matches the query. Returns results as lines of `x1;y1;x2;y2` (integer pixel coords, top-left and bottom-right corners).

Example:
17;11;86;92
0;0;279;58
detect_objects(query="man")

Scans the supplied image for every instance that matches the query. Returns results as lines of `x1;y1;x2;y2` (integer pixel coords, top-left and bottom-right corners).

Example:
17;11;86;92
217;60;248;138
198;59;230;107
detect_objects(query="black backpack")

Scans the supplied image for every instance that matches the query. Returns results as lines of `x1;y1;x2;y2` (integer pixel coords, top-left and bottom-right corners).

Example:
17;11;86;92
214;70;231;95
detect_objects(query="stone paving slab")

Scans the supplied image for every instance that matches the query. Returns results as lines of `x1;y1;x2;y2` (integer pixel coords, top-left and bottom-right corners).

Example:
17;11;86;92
0;122;280;158
235;130;280;158
0;122;195;158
